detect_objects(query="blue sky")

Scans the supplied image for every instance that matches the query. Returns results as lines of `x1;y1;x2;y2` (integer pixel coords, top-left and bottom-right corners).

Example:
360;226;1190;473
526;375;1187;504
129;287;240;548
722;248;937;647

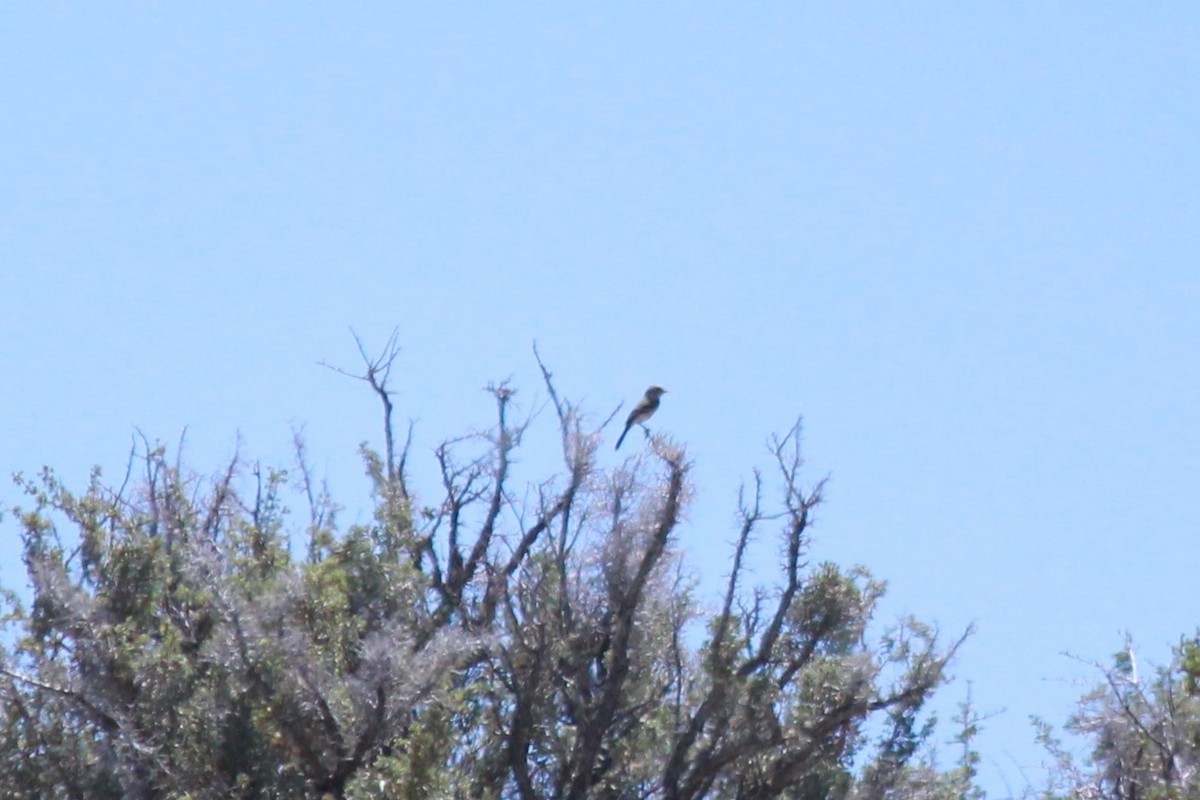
2;5;1198;794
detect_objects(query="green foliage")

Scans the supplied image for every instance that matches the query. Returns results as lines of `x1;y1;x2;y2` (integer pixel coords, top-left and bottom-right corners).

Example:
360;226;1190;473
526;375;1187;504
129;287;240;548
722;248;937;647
1036;638;1200;800
2;445;471;800
1;369;969;799
1181;634;1200;697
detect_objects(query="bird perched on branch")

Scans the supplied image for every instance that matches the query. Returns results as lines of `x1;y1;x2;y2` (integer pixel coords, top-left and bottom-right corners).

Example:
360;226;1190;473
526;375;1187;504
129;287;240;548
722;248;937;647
615;386;667;450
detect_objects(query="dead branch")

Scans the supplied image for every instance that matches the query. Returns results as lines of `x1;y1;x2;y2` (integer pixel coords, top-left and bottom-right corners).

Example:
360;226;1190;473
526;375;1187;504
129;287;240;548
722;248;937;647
564;443;687;800
320;328;410;503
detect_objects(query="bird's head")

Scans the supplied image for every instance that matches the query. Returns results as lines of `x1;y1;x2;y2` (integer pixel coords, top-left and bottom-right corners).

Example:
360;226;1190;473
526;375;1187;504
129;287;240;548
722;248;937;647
646;386;667;399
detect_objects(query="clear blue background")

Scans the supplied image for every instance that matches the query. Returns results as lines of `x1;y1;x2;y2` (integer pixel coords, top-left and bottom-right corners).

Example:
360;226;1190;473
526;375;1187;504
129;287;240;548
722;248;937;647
3;5;1197;795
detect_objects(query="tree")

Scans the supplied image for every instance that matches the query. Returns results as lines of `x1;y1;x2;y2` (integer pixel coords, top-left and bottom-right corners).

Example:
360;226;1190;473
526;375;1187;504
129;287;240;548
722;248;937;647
1035;635;1200;800
1;341;967;799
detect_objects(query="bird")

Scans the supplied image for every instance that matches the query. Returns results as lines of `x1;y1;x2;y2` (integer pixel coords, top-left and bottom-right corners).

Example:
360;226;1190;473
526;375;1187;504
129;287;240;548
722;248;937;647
615;386;667;450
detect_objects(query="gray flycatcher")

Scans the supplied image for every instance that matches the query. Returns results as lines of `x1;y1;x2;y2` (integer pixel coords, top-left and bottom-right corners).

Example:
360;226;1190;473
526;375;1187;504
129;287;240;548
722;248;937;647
615;386;667;450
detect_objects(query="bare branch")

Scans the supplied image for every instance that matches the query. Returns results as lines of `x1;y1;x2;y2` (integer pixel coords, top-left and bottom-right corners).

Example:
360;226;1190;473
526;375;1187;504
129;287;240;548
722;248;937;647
202;449;240;541
292;425;322;531
460;384;518;593
719;471;763;654
320;328;410;502
740;438;824;678
564;442;687;800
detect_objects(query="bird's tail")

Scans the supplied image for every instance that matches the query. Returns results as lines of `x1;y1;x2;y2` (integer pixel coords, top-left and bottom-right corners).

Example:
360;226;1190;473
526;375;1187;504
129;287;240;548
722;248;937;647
615;426;630;451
